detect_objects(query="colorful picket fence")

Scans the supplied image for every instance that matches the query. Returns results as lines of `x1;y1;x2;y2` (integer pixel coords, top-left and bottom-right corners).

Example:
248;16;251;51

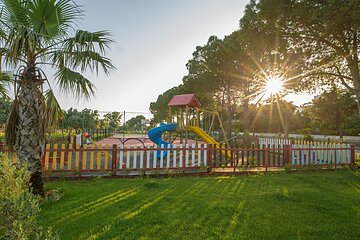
40;143;209;176
1;142;356;177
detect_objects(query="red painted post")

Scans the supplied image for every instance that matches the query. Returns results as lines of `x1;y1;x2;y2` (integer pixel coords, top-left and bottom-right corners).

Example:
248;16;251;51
73;135;76;149
143;147;147;172
112;144;117;176
79;146;82;178
351;144;355;166
265;147;269;172
288;144;292;165
209;144;215;170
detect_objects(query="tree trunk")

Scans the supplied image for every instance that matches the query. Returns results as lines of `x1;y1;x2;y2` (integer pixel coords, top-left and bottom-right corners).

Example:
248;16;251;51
16;82;45;197
242;98;250;132
354;84;360;114
346;56;360;114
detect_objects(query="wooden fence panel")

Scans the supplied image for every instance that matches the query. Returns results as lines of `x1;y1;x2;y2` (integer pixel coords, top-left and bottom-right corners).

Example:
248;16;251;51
0;142;354;177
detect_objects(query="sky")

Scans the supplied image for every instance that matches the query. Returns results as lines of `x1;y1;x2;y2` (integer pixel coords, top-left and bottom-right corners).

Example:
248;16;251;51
56;0;313;119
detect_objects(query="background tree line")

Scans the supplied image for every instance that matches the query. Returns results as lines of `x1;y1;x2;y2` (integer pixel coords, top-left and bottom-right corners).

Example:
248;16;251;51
0;102;148;136
150;0;360;137
59;109;147;135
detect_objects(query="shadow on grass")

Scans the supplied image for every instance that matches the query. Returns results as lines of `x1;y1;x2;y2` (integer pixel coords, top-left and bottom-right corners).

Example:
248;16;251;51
40;171;360;240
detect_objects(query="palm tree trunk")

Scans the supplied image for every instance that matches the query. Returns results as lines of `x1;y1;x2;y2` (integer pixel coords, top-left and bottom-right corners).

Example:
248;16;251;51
16;83;45;197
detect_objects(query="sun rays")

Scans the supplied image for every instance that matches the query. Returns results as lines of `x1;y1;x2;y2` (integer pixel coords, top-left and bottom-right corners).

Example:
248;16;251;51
264;76;284;96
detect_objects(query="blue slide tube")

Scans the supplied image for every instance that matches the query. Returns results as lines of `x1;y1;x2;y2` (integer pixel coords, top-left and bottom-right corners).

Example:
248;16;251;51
148;123;177;157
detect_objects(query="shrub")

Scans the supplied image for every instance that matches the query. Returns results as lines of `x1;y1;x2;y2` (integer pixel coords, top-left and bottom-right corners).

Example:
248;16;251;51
355;156;360;169
0;155;58;240
302;134;313;142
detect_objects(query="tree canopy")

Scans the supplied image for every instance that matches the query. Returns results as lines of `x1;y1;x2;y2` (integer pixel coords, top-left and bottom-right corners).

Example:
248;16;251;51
150;0;360;137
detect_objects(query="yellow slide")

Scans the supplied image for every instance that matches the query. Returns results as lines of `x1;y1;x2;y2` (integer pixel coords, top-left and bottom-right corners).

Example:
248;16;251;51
187;126;231;159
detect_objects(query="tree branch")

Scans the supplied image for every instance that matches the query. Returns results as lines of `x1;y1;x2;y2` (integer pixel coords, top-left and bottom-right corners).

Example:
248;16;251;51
334;65;355;93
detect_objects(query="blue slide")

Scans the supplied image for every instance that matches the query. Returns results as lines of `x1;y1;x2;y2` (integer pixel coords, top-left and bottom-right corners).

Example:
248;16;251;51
148;122;177;157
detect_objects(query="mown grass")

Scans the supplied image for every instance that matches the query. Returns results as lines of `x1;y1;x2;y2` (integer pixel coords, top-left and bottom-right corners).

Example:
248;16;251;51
39;170;360;240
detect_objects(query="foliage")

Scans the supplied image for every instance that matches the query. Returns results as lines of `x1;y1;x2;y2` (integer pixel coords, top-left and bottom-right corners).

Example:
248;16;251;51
151;0;360;137
104;111;122;131
302;134;314;142
1;0;115;195
300;87;359;136
0;95;10;127
248;99;297;134
125;115;145;132
245;0;360;113
355;157;360;169
39;171;360;239
149;85;187;125
344;114;360;136
0;156;58;239
61;108;98;133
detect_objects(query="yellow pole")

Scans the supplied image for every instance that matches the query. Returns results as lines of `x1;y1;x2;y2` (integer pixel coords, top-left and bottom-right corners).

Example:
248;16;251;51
52;144;58;171
90;144;95;170
75;144;80;170
60;143;65;170
82;144;87;170
68;144;73;170
44;144;50;171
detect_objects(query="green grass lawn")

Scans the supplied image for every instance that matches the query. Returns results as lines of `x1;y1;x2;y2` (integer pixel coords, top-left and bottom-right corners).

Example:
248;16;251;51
39;170;360;240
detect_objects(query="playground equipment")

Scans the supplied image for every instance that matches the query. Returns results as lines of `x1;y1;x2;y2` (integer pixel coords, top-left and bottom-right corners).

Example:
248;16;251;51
148;122;177;157
148;122;177;147
147;94;230;158
83;132;112;158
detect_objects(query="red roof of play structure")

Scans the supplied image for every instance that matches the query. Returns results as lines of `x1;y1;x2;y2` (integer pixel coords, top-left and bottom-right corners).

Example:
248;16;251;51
168;94;201;108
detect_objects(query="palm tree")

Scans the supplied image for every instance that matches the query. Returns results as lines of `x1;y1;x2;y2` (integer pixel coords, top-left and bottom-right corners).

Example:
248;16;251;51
0;0;115;196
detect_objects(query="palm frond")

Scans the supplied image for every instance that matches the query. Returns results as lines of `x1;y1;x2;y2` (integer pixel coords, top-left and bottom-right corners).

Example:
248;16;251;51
54;66;96;99
52;49;115;75
1;0;30;27
0;71;11;97
44;89;64;128
28;0;83;40
64;30;114;55
5;99;19;151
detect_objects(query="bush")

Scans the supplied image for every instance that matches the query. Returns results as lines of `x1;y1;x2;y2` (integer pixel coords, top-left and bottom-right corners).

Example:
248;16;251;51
0;155;58;240
355;156;360;169
302;134;313;142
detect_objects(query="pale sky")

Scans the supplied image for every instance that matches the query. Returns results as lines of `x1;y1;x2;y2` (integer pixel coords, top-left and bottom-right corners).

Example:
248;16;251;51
55;0;313;118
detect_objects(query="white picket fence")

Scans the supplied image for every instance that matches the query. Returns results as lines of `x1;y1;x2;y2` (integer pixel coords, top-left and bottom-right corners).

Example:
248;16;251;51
117;144;208;170
291;143;352;165
258;137;292;148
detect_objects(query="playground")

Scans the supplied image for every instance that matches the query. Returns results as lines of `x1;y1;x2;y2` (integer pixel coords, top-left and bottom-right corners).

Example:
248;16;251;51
2;94;355;178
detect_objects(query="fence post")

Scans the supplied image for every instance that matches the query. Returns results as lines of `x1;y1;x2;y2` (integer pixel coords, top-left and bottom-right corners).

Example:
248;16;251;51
73;135;76;149
351;144;355;166
283;145;289;166
112;144;117;176
208;144;213;170
79;146;82;178
265;146;269;172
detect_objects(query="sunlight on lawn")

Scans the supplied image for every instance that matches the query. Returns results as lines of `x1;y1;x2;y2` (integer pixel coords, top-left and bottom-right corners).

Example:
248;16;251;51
39;172;360;239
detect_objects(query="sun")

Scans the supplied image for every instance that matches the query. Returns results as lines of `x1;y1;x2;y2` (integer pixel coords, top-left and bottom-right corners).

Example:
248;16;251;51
264;76;284;96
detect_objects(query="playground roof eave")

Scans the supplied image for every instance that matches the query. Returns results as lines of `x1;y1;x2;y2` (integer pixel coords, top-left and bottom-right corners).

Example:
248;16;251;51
168;93;201;108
